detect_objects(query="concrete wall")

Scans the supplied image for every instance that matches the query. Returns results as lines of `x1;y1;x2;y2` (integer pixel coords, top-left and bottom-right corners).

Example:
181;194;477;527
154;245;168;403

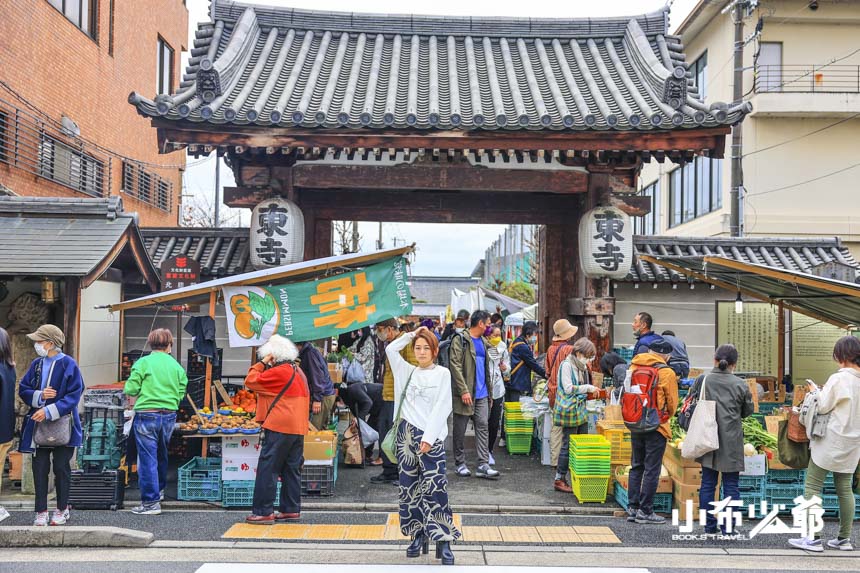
613;282;726;369
638;0;860;249
78;280;122;386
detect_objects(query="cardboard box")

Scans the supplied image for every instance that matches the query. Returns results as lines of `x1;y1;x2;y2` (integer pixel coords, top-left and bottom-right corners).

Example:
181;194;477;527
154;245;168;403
663;453;703;484
673;477;721;503
741;454;767;476
672;498;703;522
327;363;342;383
664;444;700;468
304;431;337;461
222;435;263;457
222;455;258;481
614;470;673;494
7;451;23;482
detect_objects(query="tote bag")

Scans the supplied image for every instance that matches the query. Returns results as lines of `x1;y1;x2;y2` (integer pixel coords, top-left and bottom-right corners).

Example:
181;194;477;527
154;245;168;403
381;368;415;461
681;376;719;460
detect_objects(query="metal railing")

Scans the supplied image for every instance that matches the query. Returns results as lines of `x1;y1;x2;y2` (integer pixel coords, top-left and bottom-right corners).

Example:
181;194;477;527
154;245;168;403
0;97;108;197
122;161;173;212
754;64;860;94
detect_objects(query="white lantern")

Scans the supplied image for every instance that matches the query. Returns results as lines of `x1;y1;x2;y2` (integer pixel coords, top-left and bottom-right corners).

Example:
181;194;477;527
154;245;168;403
250;198;305;270
579;206;633;280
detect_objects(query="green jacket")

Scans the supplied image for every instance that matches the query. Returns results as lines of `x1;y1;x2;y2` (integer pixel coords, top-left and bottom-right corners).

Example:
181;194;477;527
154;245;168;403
448;331;494;416
124;351;189;411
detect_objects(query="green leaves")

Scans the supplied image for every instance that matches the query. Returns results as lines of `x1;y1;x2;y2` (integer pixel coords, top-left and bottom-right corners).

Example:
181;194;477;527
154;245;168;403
248;291;276;338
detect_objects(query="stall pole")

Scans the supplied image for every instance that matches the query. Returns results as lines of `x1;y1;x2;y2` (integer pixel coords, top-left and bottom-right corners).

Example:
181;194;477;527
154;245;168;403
777;302;786;384
201;291;216;459
176;311;183;362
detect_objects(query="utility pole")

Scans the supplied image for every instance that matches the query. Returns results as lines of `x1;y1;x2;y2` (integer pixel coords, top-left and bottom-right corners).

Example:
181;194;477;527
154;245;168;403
213;155;221;229
729;1;745;237
377;221;383;250
351;220;359;252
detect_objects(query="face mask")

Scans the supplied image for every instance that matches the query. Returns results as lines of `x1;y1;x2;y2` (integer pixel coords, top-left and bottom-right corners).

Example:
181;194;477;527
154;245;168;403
455;327;464;334
585;356;595;365
529;336;537;345
34;343;49;357
489;336;502;346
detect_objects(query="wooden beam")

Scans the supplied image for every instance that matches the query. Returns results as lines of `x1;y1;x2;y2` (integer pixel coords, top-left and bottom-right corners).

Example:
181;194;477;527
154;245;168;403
288;161;589;194
778;302;786;382
704;256;860;299
63;278;81;361
156;122;729;156
607;193;652;217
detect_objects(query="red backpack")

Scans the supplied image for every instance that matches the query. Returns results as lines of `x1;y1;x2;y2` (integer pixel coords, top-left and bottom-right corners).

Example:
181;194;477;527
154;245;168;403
621;364;669;434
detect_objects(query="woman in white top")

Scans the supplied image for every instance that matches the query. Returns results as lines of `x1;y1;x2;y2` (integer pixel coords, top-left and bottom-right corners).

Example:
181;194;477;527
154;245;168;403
790;336;860;553
486;326;509;466
386;325;460;565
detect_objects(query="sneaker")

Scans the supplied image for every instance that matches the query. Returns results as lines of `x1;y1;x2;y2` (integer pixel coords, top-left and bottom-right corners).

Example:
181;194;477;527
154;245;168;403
634;510;666;525
456;464;471;477
488;453;496;466
498;438;506;447
159;490;165;502
50;508;70;526
475;464;500;479
626;507;638;522
0;506;10;523
131;502;162;516
827;538;854;551
33;511;49;526
789;537;824;553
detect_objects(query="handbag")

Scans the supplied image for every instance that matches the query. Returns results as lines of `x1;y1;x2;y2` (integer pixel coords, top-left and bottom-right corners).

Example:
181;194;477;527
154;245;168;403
342;414;364;466
677;375;706;432
33;361;73;447
787;410;809;443
777;419;811;469
381;368;416;462
681;375;719;460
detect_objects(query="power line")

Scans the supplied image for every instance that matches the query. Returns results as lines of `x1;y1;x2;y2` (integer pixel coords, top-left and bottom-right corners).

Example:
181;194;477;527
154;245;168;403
745;161;860;199
743;113;860;158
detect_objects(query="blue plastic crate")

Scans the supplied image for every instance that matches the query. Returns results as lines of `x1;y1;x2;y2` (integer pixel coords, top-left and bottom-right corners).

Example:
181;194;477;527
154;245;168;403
222;480;281;507
614;482;672;514
766;469;806;485
613;347;634;362
766;484;805;499
178;457;221;501
736;475;766;494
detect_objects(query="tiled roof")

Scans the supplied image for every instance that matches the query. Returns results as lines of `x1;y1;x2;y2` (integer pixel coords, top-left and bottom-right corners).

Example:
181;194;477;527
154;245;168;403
0;197;158;287
410;276;481;305
630;236;859;283
142;227;252;277
130;0;750;132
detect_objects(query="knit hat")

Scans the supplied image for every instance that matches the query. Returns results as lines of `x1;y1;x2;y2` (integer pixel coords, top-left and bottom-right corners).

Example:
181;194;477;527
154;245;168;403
648;340;673;355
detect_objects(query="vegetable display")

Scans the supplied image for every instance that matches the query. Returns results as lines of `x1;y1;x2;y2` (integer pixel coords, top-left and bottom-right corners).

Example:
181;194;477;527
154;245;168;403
742;417;777;452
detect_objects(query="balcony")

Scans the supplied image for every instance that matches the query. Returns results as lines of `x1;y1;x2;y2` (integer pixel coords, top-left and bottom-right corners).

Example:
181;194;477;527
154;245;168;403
751;64;860;118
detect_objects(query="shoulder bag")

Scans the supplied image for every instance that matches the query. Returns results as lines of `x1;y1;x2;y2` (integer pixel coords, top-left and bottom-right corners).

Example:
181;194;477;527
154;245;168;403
677;375;706;432
777;419;811;469
381;367;416;462
680;375;720;460
34;360;73;447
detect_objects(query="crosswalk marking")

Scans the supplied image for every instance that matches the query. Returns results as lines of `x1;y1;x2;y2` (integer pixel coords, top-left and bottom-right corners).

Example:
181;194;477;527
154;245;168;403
197;566;649;573
222;513;621;544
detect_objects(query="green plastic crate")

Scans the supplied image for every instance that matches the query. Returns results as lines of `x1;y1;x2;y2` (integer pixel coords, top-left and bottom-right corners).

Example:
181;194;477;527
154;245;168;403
178;457;222;501
571;472;609;503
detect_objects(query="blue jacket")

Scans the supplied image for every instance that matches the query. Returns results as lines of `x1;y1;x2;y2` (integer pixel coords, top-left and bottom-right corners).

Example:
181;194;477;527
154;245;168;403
633;331;664;356
299;344;335;402
0;362;16;444
18;354;84;453
508;336;546;393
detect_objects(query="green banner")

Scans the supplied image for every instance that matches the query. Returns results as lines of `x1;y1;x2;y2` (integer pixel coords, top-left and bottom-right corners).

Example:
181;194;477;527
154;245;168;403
223;256;412;346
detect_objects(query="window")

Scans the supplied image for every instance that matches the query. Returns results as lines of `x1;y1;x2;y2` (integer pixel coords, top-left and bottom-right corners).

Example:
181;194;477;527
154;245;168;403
47;0;97;39
108;0;115;56
693;51;708;100
157;37;174;94
37;135;105;197
668;157;723;227
122;161;173;211
757;43;783;93
634;180;661;235
0;111;7;164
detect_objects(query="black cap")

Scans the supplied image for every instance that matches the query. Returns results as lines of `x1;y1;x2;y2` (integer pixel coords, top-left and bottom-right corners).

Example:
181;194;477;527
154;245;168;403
456;309;470;320
649;340;673;355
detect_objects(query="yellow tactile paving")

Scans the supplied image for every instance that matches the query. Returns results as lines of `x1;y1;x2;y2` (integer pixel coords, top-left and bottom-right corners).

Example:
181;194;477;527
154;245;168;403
572;525;615;535
538;526;582;543
385;513;400;526
264;524;311;539
305;524;348;540
382;526;410;541
461;526;503;542
345;525;387;540
222;523;270;539
577;534;622;544
498;526;542;543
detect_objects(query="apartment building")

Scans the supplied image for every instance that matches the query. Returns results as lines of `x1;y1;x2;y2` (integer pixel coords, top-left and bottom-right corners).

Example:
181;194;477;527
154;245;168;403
637;0;860;257
481;224;538;286
0;0;188;225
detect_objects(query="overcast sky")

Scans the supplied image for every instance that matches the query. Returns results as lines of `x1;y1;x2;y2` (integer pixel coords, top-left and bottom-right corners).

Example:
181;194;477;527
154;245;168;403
182;0;700;276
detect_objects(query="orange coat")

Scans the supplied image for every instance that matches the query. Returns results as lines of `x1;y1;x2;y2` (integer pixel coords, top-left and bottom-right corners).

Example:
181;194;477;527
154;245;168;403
245;362;310;436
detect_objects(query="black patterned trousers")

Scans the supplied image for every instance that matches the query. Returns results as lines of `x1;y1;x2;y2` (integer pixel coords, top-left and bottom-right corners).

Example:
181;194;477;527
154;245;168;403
395;420;462;542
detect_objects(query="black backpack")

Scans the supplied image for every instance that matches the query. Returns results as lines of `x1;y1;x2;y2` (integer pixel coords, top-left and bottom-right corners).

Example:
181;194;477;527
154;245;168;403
437;332;467;369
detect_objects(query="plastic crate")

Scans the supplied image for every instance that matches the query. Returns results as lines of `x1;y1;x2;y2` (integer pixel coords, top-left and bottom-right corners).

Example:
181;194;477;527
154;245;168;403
766;469;807;485
613;347;634;362
614;482;672;514
736;475;766;495
766;484;805;499
302;463;337;496
178;457;222;501
571;473;609;503
506;434;532;455
222;480;282;508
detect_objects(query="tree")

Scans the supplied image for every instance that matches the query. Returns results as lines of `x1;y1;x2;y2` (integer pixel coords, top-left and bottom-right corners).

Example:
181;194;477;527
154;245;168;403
499;281;535;304
181;193;244;227
332;221;362;254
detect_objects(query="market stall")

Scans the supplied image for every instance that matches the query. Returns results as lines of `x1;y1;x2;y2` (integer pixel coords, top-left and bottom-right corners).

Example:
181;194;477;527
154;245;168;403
73;247;414;508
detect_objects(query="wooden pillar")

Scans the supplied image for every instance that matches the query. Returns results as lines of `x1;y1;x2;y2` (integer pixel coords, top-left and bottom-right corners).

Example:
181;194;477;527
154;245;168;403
778;302;786;381
537;223;577;352
301;205;333;261
63;278;81;360
202;290;216;459
569;171;615;360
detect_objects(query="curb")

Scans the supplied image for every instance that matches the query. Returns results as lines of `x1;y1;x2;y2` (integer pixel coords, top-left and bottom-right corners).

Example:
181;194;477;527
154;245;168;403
0;526;153;548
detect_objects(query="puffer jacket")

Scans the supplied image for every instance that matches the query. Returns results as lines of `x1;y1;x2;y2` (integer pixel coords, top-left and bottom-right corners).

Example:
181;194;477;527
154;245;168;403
629;352;679;440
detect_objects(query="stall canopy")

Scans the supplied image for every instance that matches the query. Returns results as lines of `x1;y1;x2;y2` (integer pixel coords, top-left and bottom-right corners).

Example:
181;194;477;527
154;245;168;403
106;246;413;312
639;254;860;329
